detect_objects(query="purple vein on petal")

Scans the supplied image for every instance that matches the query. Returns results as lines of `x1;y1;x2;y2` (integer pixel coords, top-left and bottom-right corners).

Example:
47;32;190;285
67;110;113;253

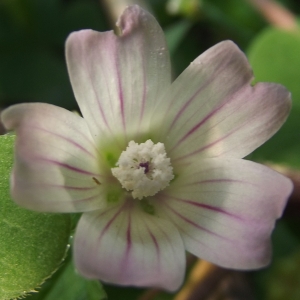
163;195;242;220
31;126;97;159
173;97;269;160
167;77;215;135
169;92;245;156
169;102;228;153
73;193;102;203
96;202;127;245
138;51;147;128
188;178;257;189
166;55;237;135
40;158;100;176
119;210;133;270
82;41;111;133
145;222;161;268
115;53;126;131
173;128;238;162
90;205;126;264
64;185;97;191
162;201;230;241
39;110;98;153
125;211;132;259
211;97;289;158
93;203;128;267
171;82;282;160
41;183;97;191
159;201;218;251
159;226;175;251
188;178;245;186
161;204;208;244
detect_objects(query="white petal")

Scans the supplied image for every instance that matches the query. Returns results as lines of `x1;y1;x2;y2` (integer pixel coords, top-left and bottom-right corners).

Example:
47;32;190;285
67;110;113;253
154;158;292;269
66;5;171;148
74;200;185;291
1;103;106;212
153;41;291;163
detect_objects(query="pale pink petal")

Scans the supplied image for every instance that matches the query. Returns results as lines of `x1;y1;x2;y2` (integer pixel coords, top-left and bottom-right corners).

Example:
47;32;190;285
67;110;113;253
1;103;106;212
66;5;171;148
153;41;291;163
74;200;185;291
154;158;293;269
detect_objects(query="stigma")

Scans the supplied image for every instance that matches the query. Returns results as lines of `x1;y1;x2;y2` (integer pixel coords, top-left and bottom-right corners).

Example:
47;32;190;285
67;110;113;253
111;140;174;199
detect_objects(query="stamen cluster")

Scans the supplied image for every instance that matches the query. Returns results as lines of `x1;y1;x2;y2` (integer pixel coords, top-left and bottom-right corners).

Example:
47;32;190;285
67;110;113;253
111;140;174;199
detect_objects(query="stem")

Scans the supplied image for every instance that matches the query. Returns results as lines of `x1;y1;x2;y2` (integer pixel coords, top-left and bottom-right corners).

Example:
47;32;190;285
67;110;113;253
247;0;298;30
174;260;228;300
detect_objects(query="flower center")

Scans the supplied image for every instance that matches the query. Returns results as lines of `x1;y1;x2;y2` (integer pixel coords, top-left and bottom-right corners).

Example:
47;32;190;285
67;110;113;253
111;140;174;200
139;162;149;174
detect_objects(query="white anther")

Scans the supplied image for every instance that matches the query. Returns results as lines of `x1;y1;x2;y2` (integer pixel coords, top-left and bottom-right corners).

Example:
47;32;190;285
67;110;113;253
111;140;174;199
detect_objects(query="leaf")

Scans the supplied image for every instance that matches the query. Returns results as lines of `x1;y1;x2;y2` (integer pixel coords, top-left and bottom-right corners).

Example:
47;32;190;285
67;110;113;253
42;259;107;300
26;255;107;300
248;27;300;104
0;134;71;300
247;27;300;167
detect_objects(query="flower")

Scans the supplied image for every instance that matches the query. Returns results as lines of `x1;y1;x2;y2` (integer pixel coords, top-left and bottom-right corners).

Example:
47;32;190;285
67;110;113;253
1;5;293;292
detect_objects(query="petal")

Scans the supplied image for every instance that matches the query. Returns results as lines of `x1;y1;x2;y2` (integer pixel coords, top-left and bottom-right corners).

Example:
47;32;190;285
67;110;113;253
66;5;171;148
1;103;106;212
153;41;291;163
74;200;186;291
154;158;293;269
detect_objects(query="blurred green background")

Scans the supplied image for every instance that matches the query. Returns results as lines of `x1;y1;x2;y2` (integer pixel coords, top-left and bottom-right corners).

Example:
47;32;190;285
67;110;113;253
1;0;300;299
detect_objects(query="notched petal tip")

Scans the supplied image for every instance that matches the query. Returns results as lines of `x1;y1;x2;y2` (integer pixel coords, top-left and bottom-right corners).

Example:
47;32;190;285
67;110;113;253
1;103;58;132
1;104;22;131
116;5;156;37
65;4;170;142
252;81;292;133
202;41;292;116
271;168;294;217
65;5;147;42
164;39;292;161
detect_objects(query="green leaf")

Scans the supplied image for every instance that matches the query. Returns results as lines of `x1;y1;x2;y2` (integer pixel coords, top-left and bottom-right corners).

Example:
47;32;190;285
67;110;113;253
39;258;106;300
25;255;107;300
248;27;300;104
247;27;300;167
0;134;71;300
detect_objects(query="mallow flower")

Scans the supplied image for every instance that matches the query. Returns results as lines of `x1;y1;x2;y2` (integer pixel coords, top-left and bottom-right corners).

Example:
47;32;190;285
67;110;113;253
1;5;293;291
